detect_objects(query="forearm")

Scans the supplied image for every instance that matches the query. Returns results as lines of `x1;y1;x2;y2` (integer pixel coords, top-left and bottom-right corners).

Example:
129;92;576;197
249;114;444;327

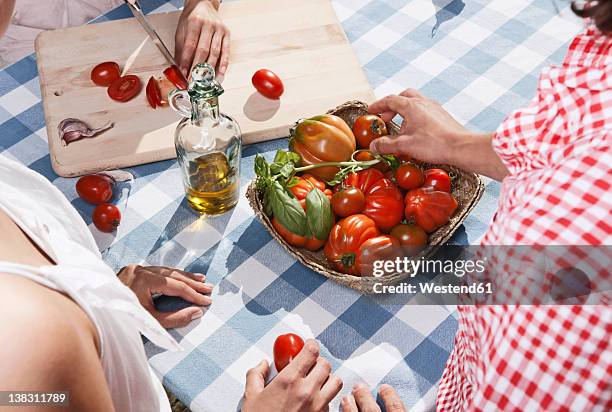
450;132;509;181
0;0;15;38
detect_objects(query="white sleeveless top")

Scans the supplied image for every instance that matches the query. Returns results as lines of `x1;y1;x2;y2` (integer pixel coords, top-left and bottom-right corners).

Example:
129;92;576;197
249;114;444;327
0;155;178;412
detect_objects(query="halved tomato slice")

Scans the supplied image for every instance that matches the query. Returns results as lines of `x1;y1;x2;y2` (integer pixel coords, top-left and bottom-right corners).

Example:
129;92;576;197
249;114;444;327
107;75;142;102
146;76;162;109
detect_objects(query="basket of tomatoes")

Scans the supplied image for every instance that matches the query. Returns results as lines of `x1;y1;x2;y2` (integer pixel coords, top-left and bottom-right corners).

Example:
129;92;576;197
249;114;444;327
246;101;484;293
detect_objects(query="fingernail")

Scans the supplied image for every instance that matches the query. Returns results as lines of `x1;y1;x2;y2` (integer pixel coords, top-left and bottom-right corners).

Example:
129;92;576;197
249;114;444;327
195;273;206;280
201;296;213;306
191;309;203;320
352;382;364;391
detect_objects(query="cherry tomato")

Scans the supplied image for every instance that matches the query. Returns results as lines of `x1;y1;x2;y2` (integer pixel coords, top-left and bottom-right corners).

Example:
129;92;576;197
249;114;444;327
352;115;388;149
252;69;284;99
339;169;404;232
91;62;121;87
273;333;304;372
146;76;162;109
76;175;113;205
424;168;452;192
288;174;332;211
92;203;121;233
395;163;424;191
163;65;188;91
405;188;458;233
353;150;390;173
332;187;366;217
358;235;402;277
107;75;142;102
324;214;380;275
390;224;428;256
272;217;326;252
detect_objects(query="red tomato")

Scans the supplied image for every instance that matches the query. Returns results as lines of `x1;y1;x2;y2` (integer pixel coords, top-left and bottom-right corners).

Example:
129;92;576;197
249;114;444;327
163;65;189;91
324;214;380;275
339;169;404;232
424;168;452;192
395;163;424;191
76;175;113;205
273;333;304;372
390;224;428;256
288;174;332;211
353;150;390;173
358;235;402;277
332;187;366;217
146;77;162;109
252;69;284;99
352;115;388;149
405;188;458;233
91;62;121;87
272;218;326;251
92;203;121;233
107;75;142;102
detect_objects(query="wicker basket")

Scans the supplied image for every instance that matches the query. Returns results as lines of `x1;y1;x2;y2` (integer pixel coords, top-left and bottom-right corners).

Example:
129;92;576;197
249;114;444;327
246;101;484;293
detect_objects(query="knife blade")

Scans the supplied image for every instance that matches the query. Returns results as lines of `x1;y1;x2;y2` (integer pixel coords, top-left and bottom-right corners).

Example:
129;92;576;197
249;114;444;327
124;0;177;67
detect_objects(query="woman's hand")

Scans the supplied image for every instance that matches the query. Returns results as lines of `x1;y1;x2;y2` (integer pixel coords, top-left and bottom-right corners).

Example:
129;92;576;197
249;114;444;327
242;340;343;412
118;265;213;328
341;383;406;412
175;0;230;77
368;89;509;181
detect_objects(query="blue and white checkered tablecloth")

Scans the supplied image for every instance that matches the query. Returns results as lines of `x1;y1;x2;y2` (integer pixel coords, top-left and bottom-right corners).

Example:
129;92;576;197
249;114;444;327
0;0;582;410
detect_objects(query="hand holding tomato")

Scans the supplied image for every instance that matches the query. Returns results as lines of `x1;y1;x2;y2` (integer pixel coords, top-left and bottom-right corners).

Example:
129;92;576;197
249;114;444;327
243;340;342;412
175;0;230;76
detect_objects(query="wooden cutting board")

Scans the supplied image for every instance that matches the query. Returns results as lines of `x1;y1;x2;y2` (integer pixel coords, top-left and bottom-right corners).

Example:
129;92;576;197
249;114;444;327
35;0;374;177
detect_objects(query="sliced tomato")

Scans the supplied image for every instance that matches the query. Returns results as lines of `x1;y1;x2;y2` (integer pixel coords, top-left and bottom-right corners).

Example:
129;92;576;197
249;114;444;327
164;65;189;90
107;75;142;102
91;62;121;87
146;77;162;109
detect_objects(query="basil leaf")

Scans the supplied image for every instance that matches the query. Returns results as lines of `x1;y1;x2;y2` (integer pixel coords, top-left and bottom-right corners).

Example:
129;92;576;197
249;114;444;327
254;155;270;179
263;187;274;216
271;181;307;236
279;163;295;179
306;188;333;241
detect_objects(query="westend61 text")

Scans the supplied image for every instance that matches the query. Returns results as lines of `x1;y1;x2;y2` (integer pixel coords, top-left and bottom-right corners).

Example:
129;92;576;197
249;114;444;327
373;282;494;295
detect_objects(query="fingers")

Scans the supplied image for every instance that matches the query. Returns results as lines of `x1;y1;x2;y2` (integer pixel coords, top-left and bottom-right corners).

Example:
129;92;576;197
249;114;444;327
218;32;230;76
176;23;201;76
207;29;224;71
378;384;406;412
352;383;381;412
244;360;270;398
318;374;343;407
368;95;409;119
160;268;213;295
370;135;410;155
284;339;319;377
191;24;214;72
153;306;203;329
341;394;358;412
156;277;212;306
399;88;423;99
305;357;332;388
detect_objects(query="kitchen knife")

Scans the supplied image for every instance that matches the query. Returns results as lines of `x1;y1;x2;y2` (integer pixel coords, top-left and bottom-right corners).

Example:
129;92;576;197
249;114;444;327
124;0;178;67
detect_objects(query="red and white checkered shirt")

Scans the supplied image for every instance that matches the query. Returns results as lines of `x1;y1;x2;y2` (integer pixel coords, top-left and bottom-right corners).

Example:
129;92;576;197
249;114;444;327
437;25;612;411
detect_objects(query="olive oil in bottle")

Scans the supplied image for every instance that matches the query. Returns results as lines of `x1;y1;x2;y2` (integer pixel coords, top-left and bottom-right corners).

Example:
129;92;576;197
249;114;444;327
170;63;242;215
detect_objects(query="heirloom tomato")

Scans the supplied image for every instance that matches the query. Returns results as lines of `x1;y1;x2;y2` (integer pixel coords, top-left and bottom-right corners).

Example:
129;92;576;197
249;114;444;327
390;223;428;256
395;162;424;191
404;188;458;233
358;235;402;277
289;115;356;181
339;169;404;232
423;168;452;192
273;333;304;372
272;218;326;251
324;214;380;275
332;187;366;217
352;114;388;149
353;150;390;173
288;174;332;210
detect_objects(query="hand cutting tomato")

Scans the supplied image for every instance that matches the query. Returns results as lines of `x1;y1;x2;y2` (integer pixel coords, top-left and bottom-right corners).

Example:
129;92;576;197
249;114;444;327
353;114;388;149
332;187;366;217
91;62;121;87
252;69;284;99
107;75;142;103
76;175;113;205
273;333;304;372
324;214;380;275
390;223;428;256
93;203;121;233
405;188;458;233
395;162;424;191
288;175;332;211
423;168;452;192
339;169;404;232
